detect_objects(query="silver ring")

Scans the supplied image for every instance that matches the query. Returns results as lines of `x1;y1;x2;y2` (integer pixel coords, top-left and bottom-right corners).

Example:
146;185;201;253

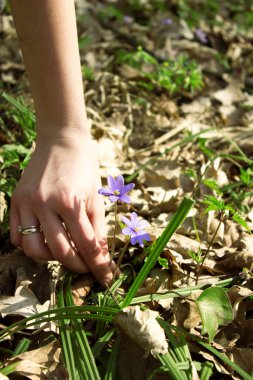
18;225;42;235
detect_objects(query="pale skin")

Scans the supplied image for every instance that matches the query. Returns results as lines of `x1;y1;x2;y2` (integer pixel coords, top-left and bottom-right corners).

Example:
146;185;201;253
9;0;114;285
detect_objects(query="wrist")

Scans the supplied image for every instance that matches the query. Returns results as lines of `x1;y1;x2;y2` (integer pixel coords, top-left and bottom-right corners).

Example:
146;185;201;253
36;123;92;147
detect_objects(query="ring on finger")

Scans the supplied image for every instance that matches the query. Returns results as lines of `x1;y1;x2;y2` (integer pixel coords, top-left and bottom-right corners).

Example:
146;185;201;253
18;225;42;235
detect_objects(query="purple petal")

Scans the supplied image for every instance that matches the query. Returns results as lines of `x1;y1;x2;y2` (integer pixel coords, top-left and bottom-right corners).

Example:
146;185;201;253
137;220;149;230
161;18;173;26
130;212;138;221
121;183;135;194
195;29;208;44
109;195;119;203
107;175;116;191
121;215;132;227
119;194;131;203
98;188;113;196
115;175;124;190
131;233;151;247
123;15;134;24
122;227;133;236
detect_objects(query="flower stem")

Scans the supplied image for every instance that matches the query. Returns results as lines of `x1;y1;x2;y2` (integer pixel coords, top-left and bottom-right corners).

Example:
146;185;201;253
110;202;118;262
112;240;130;281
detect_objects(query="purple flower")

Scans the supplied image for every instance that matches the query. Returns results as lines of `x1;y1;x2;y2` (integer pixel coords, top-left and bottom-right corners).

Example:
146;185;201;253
121;212;151;247
161;18;173;26
195;28;208;44
98;175;135;203
123;15;134;24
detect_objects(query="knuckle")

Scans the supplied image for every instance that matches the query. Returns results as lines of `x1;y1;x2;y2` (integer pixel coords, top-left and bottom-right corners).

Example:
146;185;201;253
30;188;47;205
51;243;73;261
79;242;101;257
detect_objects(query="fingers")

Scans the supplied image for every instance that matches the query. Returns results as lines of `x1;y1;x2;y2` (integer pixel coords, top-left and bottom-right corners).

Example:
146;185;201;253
19;206;53;261
89;197;109;256
63;206;113;285
38;211;89;273
11;194;113;285
10;201;22;247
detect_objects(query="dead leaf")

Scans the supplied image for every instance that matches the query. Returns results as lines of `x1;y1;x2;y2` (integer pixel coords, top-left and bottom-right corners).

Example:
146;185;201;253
227;348;253;376
118;334;169;380
137;268;173;309
0;280;51;330
213;81;245;106
173;291;202;331
71;274;94;306
206;212;240;247
0;250;52;303
5;340;67;380
114;306;168;357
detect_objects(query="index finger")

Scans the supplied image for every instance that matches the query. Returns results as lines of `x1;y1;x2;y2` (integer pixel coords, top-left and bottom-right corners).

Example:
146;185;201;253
63;210;113;286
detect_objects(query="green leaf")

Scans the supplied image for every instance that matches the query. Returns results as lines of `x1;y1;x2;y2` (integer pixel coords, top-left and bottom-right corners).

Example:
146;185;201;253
196;287;233;341
232;212;251;233
202;195;225;213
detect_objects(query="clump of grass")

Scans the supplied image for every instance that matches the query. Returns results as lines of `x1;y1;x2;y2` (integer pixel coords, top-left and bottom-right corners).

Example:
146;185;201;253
116;47;204;94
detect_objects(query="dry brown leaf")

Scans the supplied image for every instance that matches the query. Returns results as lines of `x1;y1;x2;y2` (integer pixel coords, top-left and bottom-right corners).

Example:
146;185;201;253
0;251;51;303
0;280;51;329
71;273;94;306
225;286;253;348
114;306;168;357
213;80;245;106
5;340;67;380
173;291;202;331
206;212;240;247
214;249;253;274
118;334;168;380
137;268;173;309
227;348;253;376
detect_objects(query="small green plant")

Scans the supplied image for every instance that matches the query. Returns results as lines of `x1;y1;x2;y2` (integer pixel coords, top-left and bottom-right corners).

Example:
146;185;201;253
82;65;95;81
116;47;203;94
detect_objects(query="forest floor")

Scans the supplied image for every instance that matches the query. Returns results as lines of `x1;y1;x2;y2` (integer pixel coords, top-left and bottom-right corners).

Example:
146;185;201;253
0;1;253;379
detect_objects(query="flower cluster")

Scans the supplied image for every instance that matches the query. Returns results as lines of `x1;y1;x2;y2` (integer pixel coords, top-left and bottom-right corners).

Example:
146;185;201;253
98;175;151;247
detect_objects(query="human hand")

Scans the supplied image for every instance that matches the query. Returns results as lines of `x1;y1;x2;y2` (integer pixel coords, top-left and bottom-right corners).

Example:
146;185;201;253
10;130;114;285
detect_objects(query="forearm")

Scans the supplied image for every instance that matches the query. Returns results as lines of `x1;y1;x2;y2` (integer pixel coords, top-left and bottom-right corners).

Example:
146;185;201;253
10;0;88;138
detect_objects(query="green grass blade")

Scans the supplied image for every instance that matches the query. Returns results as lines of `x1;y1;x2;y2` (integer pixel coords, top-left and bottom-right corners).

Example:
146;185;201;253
65;278;101;380
131;277;236;304
198;340;252;380
94;269;126;339
0;361;20;376
104;337;121;380
157;353;188;380
11;337;31;357
121;197;194;307
200;362;213;380
57;286;77;380
159;320;188;363
2;93;35;123
170;325;253;380
0;305;117;342
92;330;114;358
